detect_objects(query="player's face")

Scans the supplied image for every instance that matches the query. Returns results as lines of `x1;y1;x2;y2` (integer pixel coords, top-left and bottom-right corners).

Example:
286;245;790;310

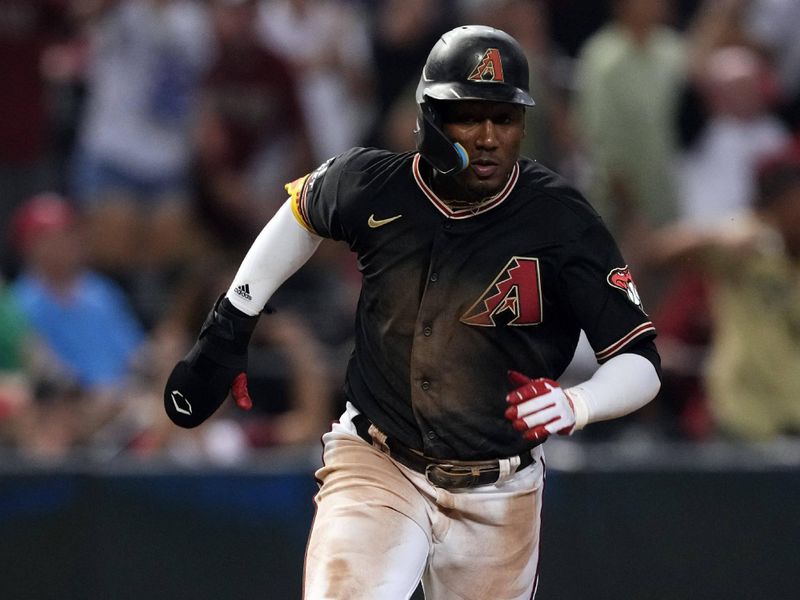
440;101;525;200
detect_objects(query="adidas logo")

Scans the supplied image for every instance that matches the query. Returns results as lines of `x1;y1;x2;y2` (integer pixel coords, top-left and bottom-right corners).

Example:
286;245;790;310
234;284;252;301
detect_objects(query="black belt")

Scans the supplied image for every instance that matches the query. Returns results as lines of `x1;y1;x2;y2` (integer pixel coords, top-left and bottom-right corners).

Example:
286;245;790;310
352;413;535;490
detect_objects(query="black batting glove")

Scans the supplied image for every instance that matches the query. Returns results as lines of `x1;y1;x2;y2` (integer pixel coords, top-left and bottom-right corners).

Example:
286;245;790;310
164;295;260;428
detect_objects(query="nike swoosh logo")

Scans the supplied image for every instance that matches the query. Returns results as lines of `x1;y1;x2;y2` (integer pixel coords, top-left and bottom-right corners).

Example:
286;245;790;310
368;214;403;228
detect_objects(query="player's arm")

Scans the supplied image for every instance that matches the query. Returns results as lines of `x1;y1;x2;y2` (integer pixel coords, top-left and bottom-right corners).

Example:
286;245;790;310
505;342;660;441
226;200;323;315
506;213;662;441
163;200;323;428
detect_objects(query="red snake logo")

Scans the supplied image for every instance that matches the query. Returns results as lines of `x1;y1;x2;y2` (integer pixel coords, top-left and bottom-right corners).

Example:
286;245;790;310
607;266;643;309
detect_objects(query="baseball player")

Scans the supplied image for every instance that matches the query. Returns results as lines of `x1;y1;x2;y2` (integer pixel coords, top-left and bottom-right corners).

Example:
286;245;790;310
164;26;661;599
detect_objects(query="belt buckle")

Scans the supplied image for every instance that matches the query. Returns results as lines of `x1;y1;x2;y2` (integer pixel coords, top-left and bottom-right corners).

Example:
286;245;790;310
425;462;498;490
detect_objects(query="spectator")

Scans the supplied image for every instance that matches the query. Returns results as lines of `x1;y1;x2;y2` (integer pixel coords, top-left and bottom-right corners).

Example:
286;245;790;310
651;141;800;440
68;0;213;324
573;0;687;298
677;45;790;226
193;0;313;255
655;38;789;439
257;0;375;163
0;0;71;278
8;193;149;456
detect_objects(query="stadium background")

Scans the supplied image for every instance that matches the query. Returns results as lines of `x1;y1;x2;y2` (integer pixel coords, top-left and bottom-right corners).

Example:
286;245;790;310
1;1;799;598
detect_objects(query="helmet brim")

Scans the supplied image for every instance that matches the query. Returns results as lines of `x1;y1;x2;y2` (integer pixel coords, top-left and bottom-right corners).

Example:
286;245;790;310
421;81;535;107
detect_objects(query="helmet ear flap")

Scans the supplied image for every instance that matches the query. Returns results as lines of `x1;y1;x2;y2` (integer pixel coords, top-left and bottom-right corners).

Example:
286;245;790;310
414;100;470;175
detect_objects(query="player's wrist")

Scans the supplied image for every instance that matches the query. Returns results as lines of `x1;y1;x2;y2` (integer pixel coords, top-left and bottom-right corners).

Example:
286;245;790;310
201;296;259;356
564;386;591;430
225;290;261;317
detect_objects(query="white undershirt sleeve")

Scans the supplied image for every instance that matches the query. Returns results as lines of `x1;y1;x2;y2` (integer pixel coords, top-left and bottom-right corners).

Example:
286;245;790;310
564;353;661;430
226;199;324;316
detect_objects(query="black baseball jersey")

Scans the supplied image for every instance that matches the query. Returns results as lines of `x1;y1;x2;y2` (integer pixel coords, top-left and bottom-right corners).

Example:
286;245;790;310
289;148;657;460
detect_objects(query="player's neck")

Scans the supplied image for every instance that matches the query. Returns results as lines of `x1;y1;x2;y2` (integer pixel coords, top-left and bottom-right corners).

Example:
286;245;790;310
430;169;510;210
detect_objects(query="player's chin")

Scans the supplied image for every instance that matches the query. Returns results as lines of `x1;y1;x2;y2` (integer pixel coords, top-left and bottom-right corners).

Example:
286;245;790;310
461;174;505;199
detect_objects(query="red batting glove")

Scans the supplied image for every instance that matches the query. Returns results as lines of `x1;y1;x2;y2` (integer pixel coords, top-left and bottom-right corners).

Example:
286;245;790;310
231;372;253;411
505;370;576;441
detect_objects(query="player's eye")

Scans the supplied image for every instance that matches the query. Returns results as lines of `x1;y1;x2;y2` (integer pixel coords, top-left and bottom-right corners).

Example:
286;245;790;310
453;113;481;124
493;112;516;125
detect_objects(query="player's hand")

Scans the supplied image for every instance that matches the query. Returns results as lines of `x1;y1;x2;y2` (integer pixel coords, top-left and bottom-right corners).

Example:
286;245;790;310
164;296;259;428
505;370;576;441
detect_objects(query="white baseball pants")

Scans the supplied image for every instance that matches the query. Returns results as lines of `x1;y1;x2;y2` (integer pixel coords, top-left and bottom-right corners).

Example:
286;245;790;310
303;404;544;600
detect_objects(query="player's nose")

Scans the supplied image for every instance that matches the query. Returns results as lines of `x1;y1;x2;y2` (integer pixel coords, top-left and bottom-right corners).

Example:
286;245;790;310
475;119;499;149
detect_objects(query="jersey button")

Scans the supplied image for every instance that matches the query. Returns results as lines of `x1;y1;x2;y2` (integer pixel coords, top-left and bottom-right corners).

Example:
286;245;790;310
423;325;432;337
421;380;431;391
430;272;439;282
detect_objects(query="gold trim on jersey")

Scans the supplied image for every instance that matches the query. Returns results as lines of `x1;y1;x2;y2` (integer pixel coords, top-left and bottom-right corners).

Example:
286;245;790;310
285;174;317;234
412;153;519;219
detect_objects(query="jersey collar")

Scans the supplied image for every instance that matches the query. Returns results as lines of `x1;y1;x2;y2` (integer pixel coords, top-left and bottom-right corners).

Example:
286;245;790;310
412;153;519;219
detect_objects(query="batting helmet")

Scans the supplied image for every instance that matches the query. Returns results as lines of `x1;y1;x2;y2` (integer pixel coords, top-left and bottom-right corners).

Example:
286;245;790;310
414;26;535;175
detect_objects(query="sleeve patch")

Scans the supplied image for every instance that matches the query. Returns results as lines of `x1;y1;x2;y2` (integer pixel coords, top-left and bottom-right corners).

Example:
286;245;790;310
607;265;645;313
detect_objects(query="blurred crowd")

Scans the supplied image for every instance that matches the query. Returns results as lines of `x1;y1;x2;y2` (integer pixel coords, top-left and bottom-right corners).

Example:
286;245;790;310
1;0;799;462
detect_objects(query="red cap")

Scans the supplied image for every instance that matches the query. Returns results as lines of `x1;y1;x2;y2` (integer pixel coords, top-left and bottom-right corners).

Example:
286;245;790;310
8;193;77;252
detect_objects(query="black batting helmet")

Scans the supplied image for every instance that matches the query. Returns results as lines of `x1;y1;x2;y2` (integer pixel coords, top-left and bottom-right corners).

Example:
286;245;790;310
414;25;535;175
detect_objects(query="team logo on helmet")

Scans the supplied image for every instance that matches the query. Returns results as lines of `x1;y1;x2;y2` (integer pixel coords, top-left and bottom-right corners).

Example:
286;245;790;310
607;266;644;311
461;257;542;326
467;48;505;82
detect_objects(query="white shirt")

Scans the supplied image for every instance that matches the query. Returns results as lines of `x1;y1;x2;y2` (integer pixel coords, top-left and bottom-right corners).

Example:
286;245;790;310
78;0;212;178
678;115;789;227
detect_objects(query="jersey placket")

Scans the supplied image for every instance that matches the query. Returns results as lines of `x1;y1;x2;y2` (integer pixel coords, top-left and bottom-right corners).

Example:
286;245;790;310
408;218;459;452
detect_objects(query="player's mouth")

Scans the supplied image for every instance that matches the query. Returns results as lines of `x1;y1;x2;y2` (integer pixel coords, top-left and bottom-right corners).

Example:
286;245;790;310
471;158;499;179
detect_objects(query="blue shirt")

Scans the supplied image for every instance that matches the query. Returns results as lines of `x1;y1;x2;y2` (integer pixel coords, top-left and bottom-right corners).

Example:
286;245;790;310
12;272;145;389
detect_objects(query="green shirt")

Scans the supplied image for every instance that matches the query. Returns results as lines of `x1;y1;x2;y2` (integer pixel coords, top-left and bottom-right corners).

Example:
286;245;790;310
575;24;686;230
0;286;27;371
